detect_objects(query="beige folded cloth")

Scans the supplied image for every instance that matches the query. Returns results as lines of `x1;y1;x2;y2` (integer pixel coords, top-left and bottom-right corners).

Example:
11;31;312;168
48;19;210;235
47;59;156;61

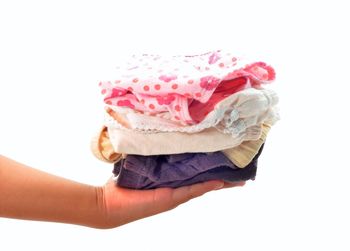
91;123;270;168
90;126;122;163
222;124;271;168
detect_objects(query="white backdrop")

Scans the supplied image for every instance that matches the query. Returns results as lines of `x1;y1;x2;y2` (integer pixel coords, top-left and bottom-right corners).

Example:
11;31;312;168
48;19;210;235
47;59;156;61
1;0;349;250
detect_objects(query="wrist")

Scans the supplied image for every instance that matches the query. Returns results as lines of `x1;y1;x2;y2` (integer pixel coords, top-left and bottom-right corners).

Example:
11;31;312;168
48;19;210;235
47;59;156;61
83;185;110;229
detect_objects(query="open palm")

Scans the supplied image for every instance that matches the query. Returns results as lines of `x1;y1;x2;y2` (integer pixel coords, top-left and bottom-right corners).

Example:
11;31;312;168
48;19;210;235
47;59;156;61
99;178;245;228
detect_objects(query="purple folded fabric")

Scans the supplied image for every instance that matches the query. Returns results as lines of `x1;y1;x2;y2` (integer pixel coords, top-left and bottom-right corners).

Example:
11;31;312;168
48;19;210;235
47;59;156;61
112;144;264;189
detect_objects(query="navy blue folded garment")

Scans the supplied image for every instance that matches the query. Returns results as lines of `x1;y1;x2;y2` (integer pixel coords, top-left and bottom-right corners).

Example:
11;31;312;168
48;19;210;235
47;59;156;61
113;144;264;189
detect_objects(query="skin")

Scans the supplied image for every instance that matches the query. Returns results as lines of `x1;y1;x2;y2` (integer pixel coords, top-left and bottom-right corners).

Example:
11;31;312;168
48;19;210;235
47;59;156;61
0;155;245;229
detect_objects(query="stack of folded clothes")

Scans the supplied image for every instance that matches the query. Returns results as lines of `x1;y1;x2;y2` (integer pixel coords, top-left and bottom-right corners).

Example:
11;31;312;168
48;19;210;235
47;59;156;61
91;50;279;189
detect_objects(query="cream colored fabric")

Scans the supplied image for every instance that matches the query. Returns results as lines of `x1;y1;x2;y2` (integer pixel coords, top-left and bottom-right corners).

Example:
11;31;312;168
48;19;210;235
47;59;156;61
91;124;271;167
90;127;122;163
223;124;271;168
107;123;263;156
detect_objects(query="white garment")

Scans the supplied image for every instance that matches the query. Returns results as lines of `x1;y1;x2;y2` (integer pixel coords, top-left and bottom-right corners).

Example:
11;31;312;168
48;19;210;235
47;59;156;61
107;124;263;155
104;87;279;135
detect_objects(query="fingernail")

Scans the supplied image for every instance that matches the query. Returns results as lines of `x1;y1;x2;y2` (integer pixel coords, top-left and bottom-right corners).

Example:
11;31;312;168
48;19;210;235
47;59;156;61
214;182;224;190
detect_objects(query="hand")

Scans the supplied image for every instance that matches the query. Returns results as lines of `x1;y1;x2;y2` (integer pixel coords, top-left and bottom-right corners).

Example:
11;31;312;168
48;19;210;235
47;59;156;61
0;155;245;229
95;178;245;228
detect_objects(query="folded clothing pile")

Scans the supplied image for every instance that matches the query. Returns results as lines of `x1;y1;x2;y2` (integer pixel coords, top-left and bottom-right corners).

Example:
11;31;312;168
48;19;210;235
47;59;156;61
91;50;279;189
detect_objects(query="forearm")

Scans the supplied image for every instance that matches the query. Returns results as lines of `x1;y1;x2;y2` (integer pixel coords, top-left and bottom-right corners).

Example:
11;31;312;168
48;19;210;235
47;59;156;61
0;155;105;228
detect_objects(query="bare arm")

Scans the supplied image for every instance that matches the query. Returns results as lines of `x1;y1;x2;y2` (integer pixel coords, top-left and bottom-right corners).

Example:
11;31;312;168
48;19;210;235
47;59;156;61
0;155;244;229
0;155;101;227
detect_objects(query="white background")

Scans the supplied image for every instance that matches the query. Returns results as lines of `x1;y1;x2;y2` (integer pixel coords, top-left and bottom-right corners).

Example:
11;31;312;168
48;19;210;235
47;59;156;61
1;0;349;250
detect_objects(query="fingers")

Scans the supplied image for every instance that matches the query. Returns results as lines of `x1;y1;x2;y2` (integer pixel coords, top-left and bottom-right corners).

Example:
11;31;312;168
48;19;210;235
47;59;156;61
171;180;224;206
170;180;246;207
222;181;246;189
147;180;247;212
140;180;223;215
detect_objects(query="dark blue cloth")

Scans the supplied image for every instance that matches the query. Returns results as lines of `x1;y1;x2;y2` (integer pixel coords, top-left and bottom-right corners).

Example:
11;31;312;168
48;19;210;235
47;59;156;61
113;144;264;189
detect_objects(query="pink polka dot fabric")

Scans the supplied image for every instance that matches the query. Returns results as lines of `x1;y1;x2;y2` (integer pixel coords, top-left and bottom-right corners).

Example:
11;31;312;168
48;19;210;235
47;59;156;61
99;50;275;125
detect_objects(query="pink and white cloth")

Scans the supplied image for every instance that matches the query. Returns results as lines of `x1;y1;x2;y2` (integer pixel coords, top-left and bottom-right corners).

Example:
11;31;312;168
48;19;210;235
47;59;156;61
104;87;279;134
99;50;275;125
